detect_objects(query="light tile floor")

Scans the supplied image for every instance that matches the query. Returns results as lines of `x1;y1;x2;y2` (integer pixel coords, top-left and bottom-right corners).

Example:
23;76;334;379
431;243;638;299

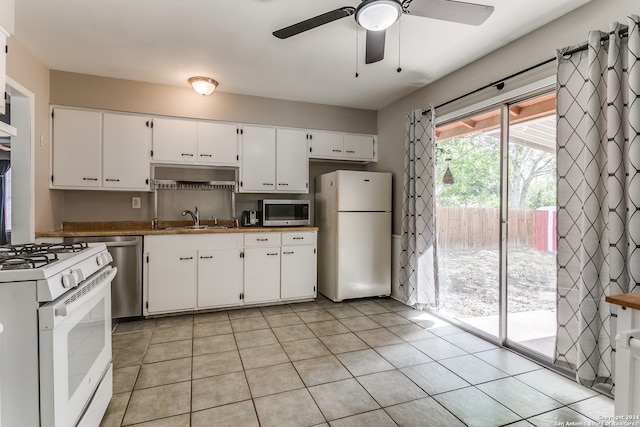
100;295;612;427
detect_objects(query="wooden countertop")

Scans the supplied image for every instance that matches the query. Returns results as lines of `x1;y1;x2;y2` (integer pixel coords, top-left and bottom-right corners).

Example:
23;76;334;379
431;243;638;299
35;221;318;238
606;292;640;311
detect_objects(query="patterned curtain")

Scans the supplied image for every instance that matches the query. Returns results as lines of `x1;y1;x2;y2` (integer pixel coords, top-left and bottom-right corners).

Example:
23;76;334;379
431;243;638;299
398;107;438;308
556;15;640;388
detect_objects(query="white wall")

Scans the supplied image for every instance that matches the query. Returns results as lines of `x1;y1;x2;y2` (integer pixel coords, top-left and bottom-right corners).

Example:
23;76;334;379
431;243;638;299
375;0;639;234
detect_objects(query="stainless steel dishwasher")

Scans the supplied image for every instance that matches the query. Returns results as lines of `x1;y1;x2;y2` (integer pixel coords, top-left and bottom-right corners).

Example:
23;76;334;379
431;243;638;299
64;235;143;318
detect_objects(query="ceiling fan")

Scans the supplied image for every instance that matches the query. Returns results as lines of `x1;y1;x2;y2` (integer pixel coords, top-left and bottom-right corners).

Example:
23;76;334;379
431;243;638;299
273;0;494;64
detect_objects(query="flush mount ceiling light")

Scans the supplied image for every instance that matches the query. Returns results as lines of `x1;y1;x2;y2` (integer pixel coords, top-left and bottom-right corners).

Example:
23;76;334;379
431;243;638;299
188;76;218;96
355;0;402;31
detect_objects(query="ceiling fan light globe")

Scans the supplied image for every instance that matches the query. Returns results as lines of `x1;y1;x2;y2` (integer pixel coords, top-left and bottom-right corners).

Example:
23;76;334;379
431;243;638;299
356;0;402;31
188;76;218;96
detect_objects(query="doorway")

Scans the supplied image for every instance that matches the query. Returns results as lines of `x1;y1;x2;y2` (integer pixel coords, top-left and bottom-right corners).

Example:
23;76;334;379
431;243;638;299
434;91;557;359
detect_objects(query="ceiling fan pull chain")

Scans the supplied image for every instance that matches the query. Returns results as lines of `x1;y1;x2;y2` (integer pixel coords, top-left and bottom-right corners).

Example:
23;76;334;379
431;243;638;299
397;18;402;73
355;25;359;78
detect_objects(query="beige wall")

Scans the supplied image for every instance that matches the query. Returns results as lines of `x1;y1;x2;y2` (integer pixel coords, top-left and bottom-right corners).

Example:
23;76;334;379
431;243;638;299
375;0;639;234
46;71;376;228
50;71;377;134
6;36;58;232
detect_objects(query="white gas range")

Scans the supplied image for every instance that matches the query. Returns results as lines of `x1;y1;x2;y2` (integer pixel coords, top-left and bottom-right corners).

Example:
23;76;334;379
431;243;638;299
0;242;116;427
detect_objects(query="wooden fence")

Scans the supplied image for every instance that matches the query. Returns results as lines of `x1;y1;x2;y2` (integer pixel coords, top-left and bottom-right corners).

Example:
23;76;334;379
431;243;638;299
436;207;535;249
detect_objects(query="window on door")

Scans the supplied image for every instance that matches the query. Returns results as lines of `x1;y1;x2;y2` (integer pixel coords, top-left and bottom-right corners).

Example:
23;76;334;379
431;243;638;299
434;91;557;358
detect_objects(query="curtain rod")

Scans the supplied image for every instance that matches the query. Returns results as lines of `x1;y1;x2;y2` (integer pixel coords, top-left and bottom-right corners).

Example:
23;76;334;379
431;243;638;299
426;26;630;115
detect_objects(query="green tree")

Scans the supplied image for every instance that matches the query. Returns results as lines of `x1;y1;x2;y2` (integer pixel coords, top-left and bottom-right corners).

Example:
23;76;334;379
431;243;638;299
435;132;555;209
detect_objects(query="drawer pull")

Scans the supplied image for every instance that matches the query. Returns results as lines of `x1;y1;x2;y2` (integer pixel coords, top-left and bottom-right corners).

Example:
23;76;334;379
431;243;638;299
83;177;98;181
181;153;194;157
200;256;213;259
279;183;289;186
332;149;342;153
346;150;355;154
283;251;294;255
179;256;193;261
105;178;120;182
256;238;268;242
267;252;278;256
292;237;304;240
262;183;274;186
200;154;212;157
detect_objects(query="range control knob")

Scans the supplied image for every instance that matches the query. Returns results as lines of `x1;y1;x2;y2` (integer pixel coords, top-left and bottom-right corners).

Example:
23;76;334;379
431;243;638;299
61;269;85;289
96;252;113;266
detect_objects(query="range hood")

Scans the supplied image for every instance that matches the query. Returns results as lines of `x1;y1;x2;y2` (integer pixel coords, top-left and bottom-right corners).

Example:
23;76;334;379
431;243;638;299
0;121;16;138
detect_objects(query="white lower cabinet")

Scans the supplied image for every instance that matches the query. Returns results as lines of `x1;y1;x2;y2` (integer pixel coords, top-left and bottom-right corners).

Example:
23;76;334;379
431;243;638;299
281;246;316;300
147;250;197;314
144;234;243;315
243;247;281;304
281;231;317;300
144;231;316;315
197;248;243;308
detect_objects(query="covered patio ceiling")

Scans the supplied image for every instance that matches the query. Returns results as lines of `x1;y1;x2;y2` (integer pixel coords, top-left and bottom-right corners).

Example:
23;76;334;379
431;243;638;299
435;93;556;152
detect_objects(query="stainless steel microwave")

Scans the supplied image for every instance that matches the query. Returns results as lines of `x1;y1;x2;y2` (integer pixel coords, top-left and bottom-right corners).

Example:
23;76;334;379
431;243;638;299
261;199;310;226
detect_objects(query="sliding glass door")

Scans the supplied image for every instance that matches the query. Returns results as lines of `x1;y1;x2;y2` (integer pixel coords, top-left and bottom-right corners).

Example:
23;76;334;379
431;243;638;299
435;108;502;338
506;95;557;357
435;92;557;358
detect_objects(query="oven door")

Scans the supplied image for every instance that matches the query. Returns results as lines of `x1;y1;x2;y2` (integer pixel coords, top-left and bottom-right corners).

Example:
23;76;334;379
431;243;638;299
39;266;116;427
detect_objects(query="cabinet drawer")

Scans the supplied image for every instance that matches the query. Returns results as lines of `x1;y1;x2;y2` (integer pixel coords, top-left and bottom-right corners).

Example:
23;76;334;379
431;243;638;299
281;232;316;246
244;233;281;247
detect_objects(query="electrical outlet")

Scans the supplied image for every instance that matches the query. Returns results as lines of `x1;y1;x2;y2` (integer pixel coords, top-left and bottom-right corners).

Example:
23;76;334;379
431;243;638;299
132;197;141;209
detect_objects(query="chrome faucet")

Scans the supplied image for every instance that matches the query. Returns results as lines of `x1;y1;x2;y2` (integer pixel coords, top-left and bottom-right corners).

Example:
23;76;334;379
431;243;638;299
181;206;200;226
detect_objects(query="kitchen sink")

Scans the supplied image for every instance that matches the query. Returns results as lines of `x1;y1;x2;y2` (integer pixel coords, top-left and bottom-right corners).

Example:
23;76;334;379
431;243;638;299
161;225;231;230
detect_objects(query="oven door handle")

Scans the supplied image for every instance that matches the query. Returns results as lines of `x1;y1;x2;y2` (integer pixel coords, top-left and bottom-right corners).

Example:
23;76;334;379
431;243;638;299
54;267;117;318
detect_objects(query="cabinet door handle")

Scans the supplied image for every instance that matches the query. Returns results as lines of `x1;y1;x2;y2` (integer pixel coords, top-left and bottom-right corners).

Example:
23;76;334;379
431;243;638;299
200;154;212;157
83;177;98;181
262;182;274;186
256;238;268;242
267;252;279;256
179;256;193;261
292;237;304;240
200;256;213;259
105;178;120;182
346;150;355;154
283;251;294;255
279;183;289;186
181;153;194;157
332;149;342;153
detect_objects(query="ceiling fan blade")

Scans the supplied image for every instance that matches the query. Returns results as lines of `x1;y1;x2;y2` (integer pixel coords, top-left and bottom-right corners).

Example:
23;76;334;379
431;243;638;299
404;0;494;26
365;30;386;64
273;7;355;39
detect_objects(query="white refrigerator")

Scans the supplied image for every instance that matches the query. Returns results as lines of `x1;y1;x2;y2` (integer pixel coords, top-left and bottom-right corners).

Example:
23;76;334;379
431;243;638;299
315;170;392;302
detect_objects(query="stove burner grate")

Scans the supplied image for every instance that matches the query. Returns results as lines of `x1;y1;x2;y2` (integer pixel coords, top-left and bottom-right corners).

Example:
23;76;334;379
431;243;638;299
0;242;89;270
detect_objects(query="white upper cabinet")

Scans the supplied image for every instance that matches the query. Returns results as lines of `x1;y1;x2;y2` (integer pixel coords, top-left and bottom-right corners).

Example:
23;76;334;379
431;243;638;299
151;117;198;164
51;108;102;188
102;113;151;190
197;121;239;166
239;125;277;192
309;131;344;158
0;0;13;117
240;126;309;194
0;30;6;116
152;118;239;166
276;128;309;193
51;108;151;190
343;134;375;160
309;130;376;162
